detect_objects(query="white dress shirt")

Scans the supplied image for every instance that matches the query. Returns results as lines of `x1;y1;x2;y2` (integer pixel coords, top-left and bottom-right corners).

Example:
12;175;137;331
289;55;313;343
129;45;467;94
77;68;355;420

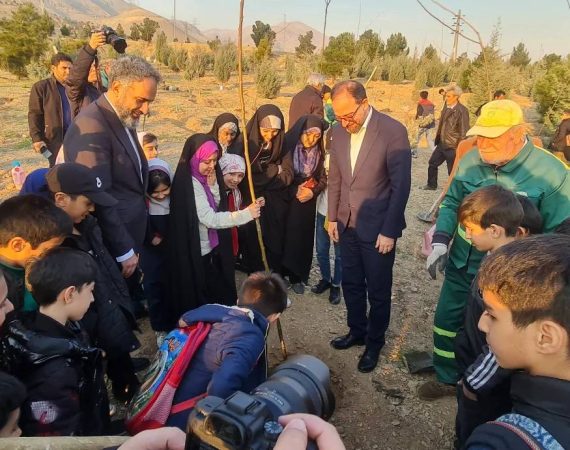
350;107;373;175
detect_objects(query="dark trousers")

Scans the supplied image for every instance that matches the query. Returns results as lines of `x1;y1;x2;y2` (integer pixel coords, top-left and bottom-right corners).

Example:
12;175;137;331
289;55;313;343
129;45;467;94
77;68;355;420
202;250;236;306
140;245;171;331
427;145;456;188
339;227;396;352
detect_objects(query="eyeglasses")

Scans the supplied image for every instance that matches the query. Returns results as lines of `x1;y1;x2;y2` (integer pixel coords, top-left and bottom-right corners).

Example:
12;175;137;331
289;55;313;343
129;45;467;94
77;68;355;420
336;102;364;124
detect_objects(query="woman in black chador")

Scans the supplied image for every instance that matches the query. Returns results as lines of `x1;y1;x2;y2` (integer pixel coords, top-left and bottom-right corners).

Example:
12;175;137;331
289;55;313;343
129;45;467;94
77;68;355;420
281;115;327;294
231;104;293;273
208;112;241;157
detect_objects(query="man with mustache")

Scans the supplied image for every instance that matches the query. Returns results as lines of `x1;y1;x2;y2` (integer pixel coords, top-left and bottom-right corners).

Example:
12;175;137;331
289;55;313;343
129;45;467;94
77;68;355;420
63;56;161;283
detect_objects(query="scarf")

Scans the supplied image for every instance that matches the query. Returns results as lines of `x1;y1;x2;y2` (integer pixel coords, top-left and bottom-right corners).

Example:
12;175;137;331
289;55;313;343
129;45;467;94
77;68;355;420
190;140;220;249
293;126;322;177
208;113;241;156
147;158;172;216
219;153;245;210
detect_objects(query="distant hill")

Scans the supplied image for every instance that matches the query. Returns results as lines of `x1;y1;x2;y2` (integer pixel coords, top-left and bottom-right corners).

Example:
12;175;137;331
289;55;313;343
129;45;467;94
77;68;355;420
0;0;206;43
203;21;327;53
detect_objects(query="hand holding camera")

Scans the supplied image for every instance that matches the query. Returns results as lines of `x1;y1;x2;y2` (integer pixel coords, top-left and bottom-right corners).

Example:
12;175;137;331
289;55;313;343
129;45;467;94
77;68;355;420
89;31;107;51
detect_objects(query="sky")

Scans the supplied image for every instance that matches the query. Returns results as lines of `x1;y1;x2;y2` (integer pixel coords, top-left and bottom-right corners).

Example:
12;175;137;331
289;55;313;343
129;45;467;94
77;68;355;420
132;0;570;60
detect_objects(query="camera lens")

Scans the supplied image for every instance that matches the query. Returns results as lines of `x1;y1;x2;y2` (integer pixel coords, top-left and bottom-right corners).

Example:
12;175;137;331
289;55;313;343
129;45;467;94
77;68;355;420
250;355;335;420
108;34;127;53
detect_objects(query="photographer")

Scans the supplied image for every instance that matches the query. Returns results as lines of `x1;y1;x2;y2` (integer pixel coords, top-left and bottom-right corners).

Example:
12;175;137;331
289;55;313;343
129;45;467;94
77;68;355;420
66;31;108;118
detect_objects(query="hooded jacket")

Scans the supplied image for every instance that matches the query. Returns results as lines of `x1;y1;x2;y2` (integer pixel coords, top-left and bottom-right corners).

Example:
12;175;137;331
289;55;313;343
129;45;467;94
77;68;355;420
0;311;109;436
166;304;269;429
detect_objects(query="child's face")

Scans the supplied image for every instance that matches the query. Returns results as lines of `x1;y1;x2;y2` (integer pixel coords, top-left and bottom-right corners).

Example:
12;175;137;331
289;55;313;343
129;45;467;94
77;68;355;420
150;183;171;201
0;408;21;437
223;172;245;190
143;139;159;160
0;236;63;267
463;220;503;252
0;276;14;328
56;193;95;224
66;282;95;321
478;290;533;369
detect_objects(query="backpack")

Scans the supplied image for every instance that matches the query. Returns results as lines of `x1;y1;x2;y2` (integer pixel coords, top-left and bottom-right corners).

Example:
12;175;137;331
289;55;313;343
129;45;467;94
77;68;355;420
491;413;564;450
125;322;211;434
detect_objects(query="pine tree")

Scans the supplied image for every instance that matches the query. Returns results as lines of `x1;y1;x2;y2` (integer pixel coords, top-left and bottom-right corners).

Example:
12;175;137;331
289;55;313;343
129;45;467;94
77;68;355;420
154;31;169;64
356;29;384;59
116;23;125;38
322;32;356;78
214;43;237;87
251;21;275;48
130;23;141;41
0;4;54;78
509;42;530;68
295;31;316;57
385;33;408;57
254;36;272;63
139;18;160;43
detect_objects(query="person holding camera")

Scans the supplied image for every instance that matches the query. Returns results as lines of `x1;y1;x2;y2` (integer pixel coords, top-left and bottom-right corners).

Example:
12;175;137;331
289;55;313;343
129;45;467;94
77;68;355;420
28;52;73;166
66;31;107;119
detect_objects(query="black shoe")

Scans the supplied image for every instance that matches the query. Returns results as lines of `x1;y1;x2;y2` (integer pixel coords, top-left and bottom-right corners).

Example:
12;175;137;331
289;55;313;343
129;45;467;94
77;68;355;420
358;348;380;373
292;282;305;295
329;286;341;305
311;279;331;294
330;333;366;350
132;357;150;373
419;185;437;191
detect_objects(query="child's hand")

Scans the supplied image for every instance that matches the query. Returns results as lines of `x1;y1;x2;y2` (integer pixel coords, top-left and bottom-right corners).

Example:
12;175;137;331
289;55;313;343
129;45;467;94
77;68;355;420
248;202;262;219
151;236;163;246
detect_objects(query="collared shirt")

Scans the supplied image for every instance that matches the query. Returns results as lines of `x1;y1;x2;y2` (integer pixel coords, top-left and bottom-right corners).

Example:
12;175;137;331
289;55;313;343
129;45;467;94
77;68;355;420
350;106;373;175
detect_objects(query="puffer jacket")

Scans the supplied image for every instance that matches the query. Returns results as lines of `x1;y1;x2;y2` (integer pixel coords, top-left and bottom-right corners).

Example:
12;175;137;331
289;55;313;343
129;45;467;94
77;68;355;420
166;304;269;430
434;102;470;149
0;311;109;436
64;215;140;356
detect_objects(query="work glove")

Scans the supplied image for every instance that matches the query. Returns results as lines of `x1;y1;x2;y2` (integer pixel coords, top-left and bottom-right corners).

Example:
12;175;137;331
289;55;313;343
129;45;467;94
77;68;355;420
426;243;448;280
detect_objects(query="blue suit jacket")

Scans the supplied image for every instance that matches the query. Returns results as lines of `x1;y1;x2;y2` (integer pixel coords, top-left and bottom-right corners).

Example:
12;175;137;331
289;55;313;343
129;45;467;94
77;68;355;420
327;108;412;241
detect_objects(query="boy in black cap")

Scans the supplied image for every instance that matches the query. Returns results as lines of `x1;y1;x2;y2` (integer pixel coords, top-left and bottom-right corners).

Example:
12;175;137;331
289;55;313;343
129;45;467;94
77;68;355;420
47;163;143;403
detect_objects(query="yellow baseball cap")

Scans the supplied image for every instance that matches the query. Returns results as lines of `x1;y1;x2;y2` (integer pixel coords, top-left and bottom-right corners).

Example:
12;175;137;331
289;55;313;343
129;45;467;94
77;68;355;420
466;99;524;138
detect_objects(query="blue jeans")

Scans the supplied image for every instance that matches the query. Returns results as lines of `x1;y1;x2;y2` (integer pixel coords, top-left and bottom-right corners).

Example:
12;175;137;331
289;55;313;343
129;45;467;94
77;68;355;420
315;213;342;286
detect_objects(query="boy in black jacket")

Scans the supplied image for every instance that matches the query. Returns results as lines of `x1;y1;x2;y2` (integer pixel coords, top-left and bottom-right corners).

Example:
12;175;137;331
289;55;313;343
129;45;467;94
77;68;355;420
0;248;109;436
46;163;142;402
465;235;570;449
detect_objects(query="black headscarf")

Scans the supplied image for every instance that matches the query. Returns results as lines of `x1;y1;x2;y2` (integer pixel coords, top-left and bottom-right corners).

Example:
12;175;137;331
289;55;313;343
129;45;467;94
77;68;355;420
208;113;241;156
241;104;285;165
167;133;235;321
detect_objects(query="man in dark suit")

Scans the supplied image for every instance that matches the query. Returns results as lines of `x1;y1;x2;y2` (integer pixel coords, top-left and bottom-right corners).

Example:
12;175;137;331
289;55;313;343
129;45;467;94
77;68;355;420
63;55;161;280
28;53;73;166
328;80;412;373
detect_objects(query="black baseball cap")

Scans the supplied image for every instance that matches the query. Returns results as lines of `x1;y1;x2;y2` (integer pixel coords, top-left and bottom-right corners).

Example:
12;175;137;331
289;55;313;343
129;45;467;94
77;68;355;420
46;163;118;207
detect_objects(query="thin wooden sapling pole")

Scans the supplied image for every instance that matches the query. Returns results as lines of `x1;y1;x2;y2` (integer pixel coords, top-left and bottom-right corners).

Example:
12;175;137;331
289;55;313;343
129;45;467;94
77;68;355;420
237;0;288;359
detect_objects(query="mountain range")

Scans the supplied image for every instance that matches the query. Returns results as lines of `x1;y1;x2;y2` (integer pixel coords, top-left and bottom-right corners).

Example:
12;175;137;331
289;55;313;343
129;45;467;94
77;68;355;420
0;0;325;52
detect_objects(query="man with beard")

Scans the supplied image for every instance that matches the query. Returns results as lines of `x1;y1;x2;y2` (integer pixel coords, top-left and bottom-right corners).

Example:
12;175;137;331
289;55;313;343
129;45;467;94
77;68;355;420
63;56;161;282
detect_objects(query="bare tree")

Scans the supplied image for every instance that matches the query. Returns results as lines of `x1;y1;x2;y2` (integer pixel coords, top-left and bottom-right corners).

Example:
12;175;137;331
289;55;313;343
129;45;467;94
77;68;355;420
322;0;333;53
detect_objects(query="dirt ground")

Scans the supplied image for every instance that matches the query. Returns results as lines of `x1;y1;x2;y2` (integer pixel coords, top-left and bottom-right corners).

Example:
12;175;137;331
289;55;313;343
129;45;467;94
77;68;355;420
2;66;537;448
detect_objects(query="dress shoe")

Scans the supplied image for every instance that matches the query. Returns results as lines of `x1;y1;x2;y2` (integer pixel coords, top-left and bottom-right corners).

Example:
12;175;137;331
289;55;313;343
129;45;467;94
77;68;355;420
132;357;150;373
419;184;437;191
357;348;380;373
311;279;331;294
329;286;341;305
292;282;305;294
330;333;365;350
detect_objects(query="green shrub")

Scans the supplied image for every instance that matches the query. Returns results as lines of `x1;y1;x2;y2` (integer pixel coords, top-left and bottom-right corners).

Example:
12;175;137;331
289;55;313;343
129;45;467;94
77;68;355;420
168;47;189;72
214;44;237;87
185;49;212;80
256;60;281;99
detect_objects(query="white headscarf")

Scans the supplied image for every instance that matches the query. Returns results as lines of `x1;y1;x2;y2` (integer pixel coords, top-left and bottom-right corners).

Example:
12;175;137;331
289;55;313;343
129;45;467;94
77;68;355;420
147;158;172;216
218;153;246;210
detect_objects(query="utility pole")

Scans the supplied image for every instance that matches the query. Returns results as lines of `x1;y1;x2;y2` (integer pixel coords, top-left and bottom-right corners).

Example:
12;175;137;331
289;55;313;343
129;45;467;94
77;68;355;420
451;9;461;63
356;0;362;38
172;0;176;42
322;0;332;54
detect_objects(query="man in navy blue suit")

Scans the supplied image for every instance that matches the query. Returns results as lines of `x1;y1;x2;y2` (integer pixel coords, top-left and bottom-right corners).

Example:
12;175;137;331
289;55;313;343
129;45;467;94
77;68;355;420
327;80;412;372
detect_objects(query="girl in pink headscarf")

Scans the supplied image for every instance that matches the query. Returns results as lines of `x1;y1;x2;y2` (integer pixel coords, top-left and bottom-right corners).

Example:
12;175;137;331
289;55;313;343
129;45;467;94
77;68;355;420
168;134;264;318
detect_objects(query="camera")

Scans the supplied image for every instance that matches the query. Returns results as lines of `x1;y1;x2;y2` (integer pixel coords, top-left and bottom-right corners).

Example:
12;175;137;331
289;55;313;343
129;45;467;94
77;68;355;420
99;25;127;54
39;145;52;160
185;355;335;450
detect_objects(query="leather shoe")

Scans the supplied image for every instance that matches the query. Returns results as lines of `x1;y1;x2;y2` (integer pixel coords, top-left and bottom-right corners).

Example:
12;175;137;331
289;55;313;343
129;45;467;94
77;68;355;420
292;282;305;295
329;286;341;305
358;348;380;373
311;279;331;294
330;333;365;350
419;184;437;191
